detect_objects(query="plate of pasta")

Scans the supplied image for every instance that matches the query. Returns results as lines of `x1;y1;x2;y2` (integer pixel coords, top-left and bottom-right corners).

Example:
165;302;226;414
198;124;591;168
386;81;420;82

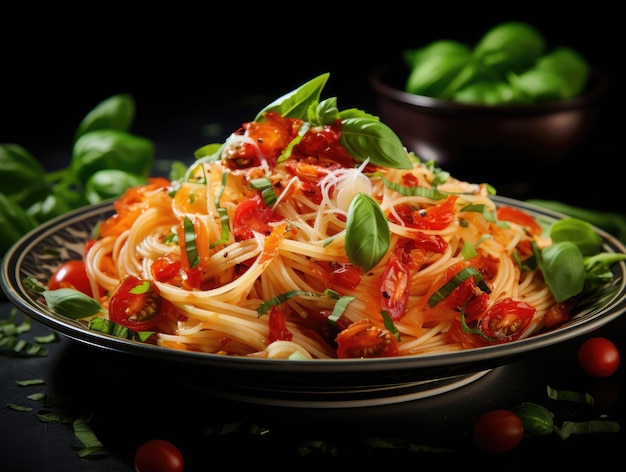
3;73;626;407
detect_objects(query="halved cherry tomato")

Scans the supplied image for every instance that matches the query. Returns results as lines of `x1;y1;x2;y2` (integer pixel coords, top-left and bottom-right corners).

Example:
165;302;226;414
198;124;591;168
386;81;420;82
389;195;458;230
473;409;524;453
480;298;535;343
578;337;620;378
335;319;399;358
496;205;543;235
108;275;166;331
134;439;183;472
48;260;92;297
231;194;283;241
380;248;412;320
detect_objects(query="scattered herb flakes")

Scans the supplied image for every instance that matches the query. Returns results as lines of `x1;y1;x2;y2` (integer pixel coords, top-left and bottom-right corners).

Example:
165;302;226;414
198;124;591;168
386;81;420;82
6;403;34;412
36;411;75;423
72;417;106;457
15;379;45;386
27;392;54;404
364;437;454;453
554;420;621;440
0;307;56;357
547;384;594;406
297;439;339;457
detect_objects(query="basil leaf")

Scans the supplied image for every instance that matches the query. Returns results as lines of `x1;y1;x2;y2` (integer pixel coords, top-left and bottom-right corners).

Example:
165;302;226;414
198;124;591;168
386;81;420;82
309;97;341;126
74;93;135;141
339;117;412;169
183;216;200;268
538;241;585;302
512;402;555;437
71;129;154;185
84;169;148;204
474;21;546;74
0;144;47;197
374;172;448;199
256;289;324;317
42;288;102;319
550;218;602;257
345;193;390;272
255;73;329;121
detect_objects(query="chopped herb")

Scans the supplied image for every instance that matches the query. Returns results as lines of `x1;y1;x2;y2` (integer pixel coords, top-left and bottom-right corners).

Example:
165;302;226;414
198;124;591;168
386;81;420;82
547;385;594;405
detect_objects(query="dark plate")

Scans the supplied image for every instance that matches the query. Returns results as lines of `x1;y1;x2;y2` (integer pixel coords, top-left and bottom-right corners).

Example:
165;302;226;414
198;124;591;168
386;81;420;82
2;196;626;407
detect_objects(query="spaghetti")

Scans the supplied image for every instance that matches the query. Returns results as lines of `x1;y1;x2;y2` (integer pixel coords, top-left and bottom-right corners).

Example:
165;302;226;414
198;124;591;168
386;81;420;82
80;74;579;360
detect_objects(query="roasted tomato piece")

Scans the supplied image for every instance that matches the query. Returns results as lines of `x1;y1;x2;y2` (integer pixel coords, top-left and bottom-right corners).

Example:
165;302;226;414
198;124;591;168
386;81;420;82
390;195;458;230
223;112;301;168
380;248;412;320
268;306;293;342
315;260;362;291
496;205;543;235
108;275;166;331
335;319;399;358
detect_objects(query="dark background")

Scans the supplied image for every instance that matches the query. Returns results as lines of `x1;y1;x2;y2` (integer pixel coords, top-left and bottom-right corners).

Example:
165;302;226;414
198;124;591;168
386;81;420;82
1;4;621;210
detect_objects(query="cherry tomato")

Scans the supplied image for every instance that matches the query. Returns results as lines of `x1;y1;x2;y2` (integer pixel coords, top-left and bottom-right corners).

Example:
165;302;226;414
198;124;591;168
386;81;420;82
134;439;183;472
108;275;166;331
578;337;620;378
473;409;524;453
48;260;92;297
231;194;282;241
335;319;399;358
480;298;535;343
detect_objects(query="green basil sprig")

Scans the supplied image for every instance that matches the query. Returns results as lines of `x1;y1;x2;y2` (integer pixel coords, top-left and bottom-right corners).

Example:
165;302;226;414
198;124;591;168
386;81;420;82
344;193;390;272
254;74;413;170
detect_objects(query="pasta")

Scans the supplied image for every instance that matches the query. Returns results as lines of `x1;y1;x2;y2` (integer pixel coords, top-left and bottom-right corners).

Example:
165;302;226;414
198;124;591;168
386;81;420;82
80;75;576;360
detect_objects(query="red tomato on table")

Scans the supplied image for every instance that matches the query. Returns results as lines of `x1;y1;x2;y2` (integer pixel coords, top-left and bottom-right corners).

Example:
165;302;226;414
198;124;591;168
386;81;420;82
473;409;524;453
578;337;620;378
134;439;183;472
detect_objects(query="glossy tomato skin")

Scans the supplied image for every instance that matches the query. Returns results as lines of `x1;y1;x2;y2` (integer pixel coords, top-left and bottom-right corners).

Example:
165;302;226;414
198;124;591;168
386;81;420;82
578;337;621;378
48;260;92;297
335;319;399;358
108;275;166;331
134;439;183;472
481;298;535;343
473;409;524;453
